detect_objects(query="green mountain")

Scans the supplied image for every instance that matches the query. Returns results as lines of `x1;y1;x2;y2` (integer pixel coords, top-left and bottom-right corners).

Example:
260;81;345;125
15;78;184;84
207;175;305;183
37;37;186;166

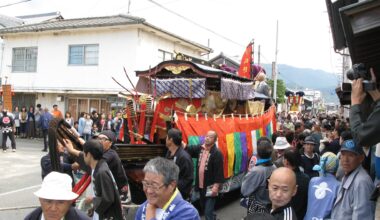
263;64;340;104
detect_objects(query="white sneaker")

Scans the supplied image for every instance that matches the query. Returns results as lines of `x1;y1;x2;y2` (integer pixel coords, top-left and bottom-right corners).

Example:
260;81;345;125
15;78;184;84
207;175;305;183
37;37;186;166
3;150;6;153
12;149;16;152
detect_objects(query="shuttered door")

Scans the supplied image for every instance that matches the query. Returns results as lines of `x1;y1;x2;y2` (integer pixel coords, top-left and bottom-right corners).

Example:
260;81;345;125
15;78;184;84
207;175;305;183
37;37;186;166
78;99;89;116
12;93;36;110
89;99;100;113
67;99;78;120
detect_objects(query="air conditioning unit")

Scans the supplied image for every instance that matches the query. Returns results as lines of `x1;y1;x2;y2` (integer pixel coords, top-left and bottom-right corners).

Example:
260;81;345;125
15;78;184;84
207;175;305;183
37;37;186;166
56;96;64;102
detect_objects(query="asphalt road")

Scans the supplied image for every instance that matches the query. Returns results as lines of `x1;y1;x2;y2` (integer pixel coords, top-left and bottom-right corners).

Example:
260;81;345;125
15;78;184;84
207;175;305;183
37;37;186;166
0;138;246;220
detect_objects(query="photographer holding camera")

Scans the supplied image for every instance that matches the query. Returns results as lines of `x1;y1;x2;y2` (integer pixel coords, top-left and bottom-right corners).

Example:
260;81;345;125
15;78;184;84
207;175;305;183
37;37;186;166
350;67;380;147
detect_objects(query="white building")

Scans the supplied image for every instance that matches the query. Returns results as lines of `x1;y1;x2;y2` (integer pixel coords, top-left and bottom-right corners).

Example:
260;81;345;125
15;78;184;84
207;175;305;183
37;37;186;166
0;14;211;119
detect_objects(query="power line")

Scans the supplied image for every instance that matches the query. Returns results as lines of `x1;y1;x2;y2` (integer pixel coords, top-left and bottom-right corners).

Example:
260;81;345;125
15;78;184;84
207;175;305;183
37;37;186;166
0;0;31;8
128;0;183;13
147;0;245;48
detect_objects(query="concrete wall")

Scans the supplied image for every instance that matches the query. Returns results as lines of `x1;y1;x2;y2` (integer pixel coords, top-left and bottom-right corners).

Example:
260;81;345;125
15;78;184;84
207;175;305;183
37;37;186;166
1;26;204;92
0;25;205;113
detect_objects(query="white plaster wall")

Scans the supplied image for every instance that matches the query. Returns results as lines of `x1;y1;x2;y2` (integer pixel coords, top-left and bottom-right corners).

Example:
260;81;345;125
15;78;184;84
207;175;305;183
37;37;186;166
35;93;64;111
1;26;204;93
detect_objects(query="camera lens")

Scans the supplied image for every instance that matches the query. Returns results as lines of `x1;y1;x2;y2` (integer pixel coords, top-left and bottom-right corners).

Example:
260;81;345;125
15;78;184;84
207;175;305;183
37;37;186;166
346;68;355;80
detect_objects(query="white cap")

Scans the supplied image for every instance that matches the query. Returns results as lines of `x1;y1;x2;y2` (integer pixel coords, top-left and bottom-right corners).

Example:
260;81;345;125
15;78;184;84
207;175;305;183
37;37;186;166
273;137;291;150
34;172;78;200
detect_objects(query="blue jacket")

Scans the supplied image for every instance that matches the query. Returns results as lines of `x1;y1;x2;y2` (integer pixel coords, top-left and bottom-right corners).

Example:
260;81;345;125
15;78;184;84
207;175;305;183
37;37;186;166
331;166;375;220
40;112;53;130
78;117;85;136
135;189;200;220
304;173;340;220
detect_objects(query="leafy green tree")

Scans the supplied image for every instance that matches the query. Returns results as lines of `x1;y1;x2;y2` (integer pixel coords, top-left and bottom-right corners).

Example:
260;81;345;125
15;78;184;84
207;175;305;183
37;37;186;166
267;79;286;103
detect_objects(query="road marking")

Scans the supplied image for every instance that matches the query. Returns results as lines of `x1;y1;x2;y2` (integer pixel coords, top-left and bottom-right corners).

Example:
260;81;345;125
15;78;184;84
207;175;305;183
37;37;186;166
0;185;41;197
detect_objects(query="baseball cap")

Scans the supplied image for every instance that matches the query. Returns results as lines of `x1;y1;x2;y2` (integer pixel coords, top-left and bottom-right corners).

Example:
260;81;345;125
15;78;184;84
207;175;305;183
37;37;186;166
95;130;116;143
304;136;316;145
34;172;78;200
340;139;364;155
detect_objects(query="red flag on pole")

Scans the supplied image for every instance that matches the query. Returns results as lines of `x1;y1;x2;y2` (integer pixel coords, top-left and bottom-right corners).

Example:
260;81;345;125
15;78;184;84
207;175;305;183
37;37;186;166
238;43;253;79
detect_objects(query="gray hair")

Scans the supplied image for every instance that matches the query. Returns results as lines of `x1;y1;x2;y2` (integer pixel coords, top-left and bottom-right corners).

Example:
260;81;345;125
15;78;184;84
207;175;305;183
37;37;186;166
143;157;179;185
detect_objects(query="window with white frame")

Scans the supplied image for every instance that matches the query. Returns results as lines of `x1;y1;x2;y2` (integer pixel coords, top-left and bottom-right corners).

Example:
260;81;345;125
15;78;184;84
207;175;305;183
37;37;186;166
69;44;99;65
158;49;173;61
12;47;38;72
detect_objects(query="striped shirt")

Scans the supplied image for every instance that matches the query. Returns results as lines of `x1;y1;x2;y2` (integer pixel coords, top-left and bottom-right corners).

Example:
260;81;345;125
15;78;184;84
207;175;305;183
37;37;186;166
271;204;297;220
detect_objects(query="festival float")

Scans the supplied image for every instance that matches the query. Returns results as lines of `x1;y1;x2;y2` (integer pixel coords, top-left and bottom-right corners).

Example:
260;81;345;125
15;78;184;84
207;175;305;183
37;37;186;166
114;54;277;204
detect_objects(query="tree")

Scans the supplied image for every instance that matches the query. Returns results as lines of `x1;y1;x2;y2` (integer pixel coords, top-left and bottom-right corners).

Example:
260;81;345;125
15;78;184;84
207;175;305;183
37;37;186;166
267;79;286;103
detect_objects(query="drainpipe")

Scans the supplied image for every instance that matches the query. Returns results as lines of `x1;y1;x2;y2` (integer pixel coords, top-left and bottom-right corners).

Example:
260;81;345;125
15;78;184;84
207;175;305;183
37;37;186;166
0;40;4;104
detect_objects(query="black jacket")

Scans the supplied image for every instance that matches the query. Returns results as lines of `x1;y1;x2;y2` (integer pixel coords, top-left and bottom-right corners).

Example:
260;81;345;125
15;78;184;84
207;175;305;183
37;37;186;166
186;144;224;190
103;147;128;191
290;169;309;220
76;147;128;192
92;160;123;220
40;153;74;181
350;101;380;147
166;146;194;199
24;207;90;220
270;203;297;220
300;153;319;178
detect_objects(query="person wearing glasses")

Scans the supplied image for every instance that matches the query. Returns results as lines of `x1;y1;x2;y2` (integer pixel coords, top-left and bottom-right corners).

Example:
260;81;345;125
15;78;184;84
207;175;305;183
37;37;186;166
135;157;200;220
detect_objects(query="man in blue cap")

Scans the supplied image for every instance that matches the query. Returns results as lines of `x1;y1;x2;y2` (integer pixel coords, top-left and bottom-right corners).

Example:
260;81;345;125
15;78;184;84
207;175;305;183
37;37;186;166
331;139;375;219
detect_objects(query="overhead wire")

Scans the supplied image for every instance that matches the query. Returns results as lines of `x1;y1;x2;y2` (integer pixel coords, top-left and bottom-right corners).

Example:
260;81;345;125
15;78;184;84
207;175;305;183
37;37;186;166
146;0;245;48
0;0;31;8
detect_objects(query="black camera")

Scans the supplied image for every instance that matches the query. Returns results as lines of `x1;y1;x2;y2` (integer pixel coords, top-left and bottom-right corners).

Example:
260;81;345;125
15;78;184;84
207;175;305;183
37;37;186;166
346;63;377;91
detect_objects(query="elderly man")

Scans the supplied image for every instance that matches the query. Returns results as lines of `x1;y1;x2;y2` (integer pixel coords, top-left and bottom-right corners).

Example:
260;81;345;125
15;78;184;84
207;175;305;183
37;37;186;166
165;128;194;200
331;139;375;219
25;171;90;220
268;167;298;220
273;137;291;168
135;157;200;219
186;130;224;220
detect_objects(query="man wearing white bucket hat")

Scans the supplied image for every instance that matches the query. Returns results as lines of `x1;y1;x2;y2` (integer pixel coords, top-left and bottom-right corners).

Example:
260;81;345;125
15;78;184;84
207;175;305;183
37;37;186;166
273;137;291;168
25;171;90;220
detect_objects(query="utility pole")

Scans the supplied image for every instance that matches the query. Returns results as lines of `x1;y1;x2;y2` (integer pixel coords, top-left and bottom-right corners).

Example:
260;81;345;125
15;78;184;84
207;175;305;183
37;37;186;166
207;39;210;60
273;20;279;103
258;45;261;65
127;0;131;14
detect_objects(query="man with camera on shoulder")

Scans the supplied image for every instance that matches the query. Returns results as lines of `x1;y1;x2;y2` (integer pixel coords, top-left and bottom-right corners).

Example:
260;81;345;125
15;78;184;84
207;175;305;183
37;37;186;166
350;67;380;147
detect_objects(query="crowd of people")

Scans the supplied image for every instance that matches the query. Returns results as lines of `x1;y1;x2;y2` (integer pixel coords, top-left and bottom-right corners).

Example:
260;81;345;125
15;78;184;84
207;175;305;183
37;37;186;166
18;68;380;220
242;111;377;220
1;103;130;152
14;104;380;220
